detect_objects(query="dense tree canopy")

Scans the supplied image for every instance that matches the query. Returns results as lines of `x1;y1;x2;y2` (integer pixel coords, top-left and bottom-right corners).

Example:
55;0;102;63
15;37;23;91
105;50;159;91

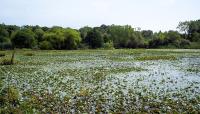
11;28;36;48
85;28;104;48
0;30;11;49
178;20;200;42
0;19;199;50
63;29;81;49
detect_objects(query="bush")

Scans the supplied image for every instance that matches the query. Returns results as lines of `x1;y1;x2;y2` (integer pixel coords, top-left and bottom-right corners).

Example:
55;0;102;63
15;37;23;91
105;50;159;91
179;39;191;48
24;52;34;56
0;86;21;114
0;53;5;57
0;42;12;50
0;58;11;65
0;58;13;65
189;42;200;49
103;41;114;49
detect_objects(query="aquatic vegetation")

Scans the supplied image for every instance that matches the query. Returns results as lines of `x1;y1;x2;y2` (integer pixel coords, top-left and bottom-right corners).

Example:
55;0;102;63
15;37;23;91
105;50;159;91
187;68;200;73
110;67;145;73
0;49;200;113
135;55;177;61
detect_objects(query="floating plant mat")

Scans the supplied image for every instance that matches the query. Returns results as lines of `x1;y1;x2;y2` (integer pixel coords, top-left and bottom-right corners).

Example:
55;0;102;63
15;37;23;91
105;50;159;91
0;49;200;113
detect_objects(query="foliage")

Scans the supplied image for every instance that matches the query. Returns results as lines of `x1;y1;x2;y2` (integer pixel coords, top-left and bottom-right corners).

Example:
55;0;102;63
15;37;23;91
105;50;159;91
103;41;114;49
135;55;177;61
63;28;81;49
178;19;200;42
0;19;200;49
0;42;12;50
79;26;92;41
189;42;200;49
42;32;64;49
34;28;44;42
11;28;36;48
0;49;200;113
0;86;21;114
85;29;104;48
39;41;53;50
149;31;191;48
0;26;12;49
0;58;13;65
141;30;153;39
0;52;5;57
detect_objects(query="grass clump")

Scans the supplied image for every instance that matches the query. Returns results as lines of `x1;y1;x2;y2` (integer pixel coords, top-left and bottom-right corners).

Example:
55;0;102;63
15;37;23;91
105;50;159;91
135;55;177;61
0;53;5;57
0;86;21;114
0;58;14;65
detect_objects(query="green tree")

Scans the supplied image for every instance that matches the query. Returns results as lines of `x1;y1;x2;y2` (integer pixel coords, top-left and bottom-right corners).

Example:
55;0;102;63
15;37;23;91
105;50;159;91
42;32;64;49
108;25;144;48
34;28;44;42
177;21;190;39
141;30;153;39
11;28;36;48
63;29;81;49
0;27;12;49
85;29;104;48
177;20;200;42
189;20;200;41
39;41;53;50
79;26;92;42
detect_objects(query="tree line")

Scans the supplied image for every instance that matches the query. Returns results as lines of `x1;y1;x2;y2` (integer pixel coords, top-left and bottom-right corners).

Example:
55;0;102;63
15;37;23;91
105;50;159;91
0;19;200;50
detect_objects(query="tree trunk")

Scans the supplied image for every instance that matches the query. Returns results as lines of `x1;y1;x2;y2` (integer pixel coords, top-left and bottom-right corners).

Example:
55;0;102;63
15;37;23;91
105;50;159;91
11;49;15;64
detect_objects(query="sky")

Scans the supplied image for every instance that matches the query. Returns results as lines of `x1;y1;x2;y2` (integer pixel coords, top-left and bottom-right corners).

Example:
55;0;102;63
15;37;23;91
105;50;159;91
0;0;199;32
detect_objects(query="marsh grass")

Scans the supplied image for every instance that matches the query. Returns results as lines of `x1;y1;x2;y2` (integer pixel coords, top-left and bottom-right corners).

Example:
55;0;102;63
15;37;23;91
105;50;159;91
135;55;177;61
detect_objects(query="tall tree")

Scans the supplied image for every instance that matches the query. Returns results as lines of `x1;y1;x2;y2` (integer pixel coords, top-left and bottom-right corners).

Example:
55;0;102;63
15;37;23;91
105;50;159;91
85;29;104;48
11;28;36;48
63;29;81;49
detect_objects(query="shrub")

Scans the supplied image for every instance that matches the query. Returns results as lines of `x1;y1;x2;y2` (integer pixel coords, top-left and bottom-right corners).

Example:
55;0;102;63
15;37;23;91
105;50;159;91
0;42;12;50
24;52;34;56
0;53;5;57
0;86;21;114
189;42;200;49
0;58;14;65
175;39;191;48
103;41;114;49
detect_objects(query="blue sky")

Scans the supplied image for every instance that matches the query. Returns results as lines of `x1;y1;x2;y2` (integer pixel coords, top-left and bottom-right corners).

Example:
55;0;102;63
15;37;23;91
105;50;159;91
0;0;199;32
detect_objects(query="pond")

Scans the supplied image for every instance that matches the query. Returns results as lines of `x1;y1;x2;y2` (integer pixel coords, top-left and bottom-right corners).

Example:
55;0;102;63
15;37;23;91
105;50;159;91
0;49;200;113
